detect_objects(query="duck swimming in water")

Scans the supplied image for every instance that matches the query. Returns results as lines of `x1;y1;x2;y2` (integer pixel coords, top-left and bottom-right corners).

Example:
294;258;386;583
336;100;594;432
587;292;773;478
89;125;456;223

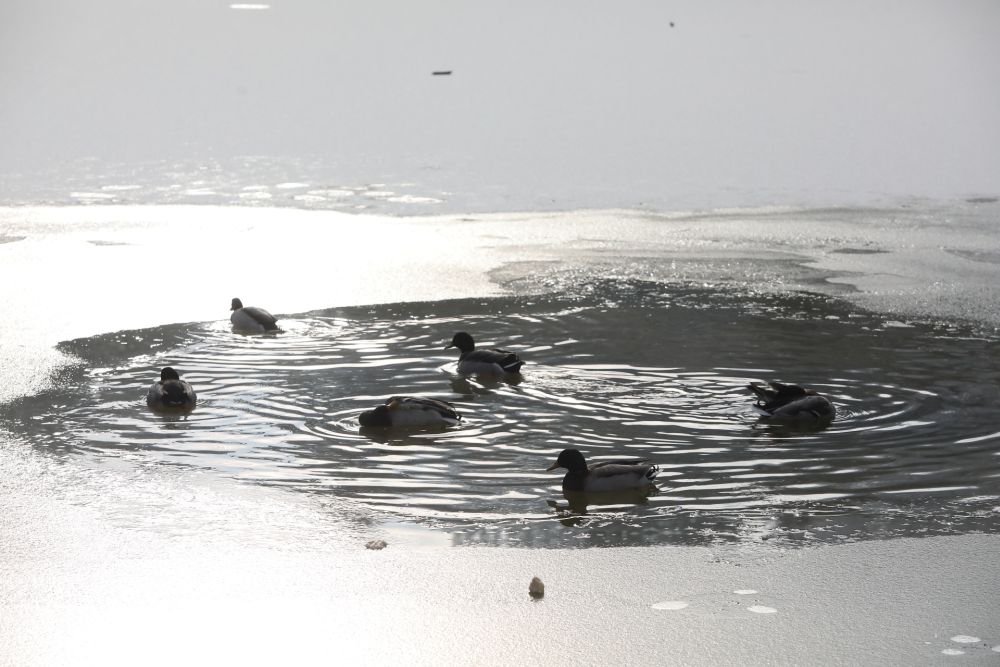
748;381;835;426
230;297;279;333
147;367;197;411
446;331;524;375
358;396;462;428
546;448;658;493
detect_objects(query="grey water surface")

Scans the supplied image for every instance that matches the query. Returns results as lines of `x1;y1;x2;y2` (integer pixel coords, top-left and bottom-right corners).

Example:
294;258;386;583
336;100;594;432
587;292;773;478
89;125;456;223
6;279;998;548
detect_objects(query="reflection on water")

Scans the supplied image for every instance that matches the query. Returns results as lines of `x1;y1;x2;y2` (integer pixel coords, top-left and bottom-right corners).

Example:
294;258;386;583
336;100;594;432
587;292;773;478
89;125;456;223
5;280;1000;547
0;156;451;216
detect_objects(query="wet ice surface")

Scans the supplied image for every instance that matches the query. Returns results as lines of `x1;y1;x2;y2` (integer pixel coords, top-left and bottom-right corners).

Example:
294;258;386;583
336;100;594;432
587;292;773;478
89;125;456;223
652;600;689;611
0;157;454;216
747;606;778;614
3;208;1000;665
937;639;1000;659
6;280;1000;548
651;592;781;616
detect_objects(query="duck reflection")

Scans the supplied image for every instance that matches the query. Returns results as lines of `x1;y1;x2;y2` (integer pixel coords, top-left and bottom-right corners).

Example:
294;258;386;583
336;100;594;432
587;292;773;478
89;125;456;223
357;424;452;445
449;373;522;397
547;486;659;521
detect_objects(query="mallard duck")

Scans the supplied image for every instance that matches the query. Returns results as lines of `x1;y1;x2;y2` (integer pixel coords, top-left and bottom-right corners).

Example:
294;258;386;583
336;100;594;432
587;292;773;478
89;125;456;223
230;297;279;333
748;381;835;426
358;396;462;428
446;331;524;375
546;448;658;493
147;367;197;411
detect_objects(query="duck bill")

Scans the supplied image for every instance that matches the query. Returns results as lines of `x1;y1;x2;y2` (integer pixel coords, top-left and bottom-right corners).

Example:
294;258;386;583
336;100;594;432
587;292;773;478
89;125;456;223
545;462;562;472
444;343;455;350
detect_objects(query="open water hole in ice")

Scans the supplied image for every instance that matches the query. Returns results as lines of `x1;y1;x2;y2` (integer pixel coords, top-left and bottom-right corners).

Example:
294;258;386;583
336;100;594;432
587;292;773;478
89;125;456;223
6;279;1000;548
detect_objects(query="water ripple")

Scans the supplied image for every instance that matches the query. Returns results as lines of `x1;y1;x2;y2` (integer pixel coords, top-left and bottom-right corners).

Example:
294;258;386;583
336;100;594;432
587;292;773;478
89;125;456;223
9;282;1000;547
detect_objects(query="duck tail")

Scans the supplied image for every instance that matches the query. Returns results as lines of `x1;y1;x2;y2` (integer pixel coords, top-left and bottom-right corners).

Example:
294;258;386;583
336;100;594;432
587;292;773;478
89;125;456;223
500;354;524;373
161;383;189;406
436;402;462;423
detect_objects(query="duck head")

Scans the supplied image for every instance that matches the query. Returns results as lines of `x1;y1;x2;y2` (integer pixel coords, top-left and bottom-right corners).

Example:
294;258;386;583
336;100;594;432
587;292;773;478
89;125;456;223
546;448;588;473
230;298;244;311
358;405;391;428
160;367;181;381
446;331;475;353
783;385;812;399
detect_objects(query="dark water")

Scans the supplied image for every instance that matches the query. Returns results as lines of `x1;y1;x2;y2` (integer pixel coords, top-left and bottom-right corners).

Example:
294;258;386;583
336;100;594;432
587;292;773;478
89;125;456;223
5;280;1000;547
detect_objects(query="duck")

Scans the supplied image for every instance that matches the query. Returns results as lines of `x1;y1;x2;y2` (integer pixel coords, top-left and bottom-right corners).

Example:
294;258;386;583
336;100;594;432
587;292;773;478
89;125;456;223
748;381;835;426
147;367;197;411
358;396;462;428
230;297;279;333
446;331;524;375
546;448;658;493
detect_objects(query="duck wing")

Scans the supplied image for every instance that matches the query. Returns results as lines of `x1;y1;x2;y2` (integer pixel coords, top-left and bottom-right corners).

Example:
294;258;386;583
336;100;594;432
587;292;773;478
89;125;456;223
761;394;834;421
488;348;523;373
589;458;651;469
456;349;524;374
388;396;462;422
464;348;523;373
242;306;278;329
583;461;658;492
748;381;810;410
